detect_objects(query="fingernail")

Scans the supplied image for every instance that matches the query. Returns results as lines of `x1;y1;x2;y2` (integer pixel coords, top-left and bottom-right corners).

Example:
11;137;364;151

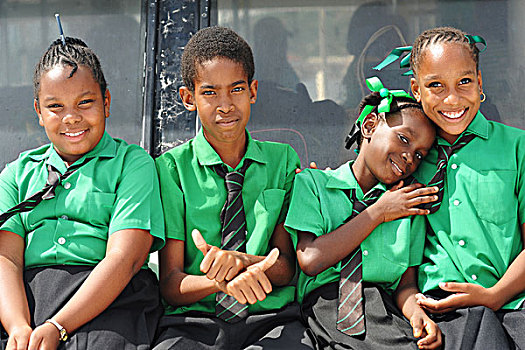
439;282;446;288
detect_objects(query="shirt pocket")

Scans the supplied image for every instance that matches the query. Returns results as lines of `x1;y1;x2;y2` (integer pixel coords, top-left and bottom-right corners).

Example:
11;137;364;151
251;189;286;247
473;170;516;225
86;192;116;226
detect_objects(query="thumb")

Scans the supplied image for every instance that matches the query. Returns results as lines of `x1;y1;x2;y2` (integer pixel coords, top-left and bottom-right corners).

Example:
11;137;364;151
257;248;280;271
393;180;404;190
411;316;423;337
192;229;209;255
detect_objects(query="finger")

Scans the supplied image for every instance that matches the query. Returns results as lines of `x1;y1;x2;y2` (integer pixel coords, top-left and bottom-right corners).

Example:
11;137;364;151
199;246;218;274
192;229;209;255
214;263;230;283
254;268;273;294
257;248;279;272
400;182;425;192
206;258;222;281
295;168;301;174
405;208;431;216
410;317;424;338
250;279;269;302
439;281;470;293
225;260;243;281
239;284;258;304
408;195;438;206
227;283;247;304
310;161;318;169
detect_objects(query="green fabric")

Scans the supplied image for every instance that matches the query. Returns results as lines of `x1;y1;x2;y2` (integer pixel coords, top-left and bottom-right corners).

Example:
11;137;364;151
156;129;300;315
284;162;425;302
415;112;525;310
0;132;165;269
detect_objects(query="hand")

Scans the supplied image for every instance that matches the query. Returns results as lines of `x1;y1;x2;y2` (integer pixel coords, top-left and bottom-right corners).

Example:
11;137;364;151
410;311;442;349
27;322;60;350
415;282;499;313
192;229;245;282
219;248;279;304
296;161;322;174
373;182;438;222
6;324;32;350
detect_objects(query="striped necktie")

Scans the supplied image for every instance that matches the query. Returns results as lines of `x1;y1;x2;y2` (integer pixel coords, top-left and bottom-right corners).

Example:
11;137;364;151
213;160;251;322
0;164;77;227
419;133;475;214
337;187;383;336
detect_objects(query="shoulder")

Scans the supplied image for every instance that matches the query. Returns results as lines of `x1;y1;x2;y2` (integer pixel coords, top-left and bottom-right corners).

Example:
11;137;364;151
2;143;51;175
155;138;195;169
252;139;300;165
295;167;331;188
112;138;155;168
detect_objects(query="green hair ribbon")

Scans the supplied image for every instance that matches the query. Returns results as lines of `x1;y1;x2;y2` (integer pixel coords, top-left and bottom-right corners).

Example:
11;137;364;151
373;34;487;76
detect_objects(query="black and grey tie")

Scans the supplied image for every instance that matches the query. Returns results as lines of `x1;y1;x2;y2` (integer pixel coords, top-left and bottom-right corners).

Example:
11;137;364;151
213;160;251;323
336;187;383;336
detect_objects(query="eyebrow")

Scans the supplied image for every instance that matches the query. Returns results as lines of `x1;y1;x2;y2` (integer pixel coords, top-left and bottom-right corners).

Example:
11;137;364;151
198;80;247;90
423;70;476;81
42;91;97;103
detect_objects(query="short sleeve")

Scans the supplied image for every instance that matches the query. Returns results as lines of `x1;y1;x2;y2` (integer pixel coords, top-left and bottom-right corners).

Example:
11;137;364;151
277;145;301;224
108;148;165;251
284;169;325;248
0;161;25;237
156;153;186;241
516;134;525;225
408;215;426;267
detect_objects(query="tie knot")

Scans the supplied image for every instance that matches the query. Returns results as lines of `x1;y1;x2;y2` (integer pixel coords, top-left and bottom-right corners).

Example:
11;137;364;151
224;171;245;192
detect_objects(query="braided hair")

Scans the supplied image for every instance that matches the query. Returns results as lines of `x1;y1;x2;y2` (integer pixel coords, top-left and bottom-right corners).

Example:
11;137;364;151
181;26;255;92
33;37;107;101
347;92;424;150
410;26;480;76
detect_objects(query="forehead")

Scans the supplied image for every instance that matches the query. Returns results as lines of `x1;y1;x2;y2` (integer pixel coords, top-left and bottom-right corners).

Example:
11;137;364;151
39;65;99;94
417;42;476;77
194;58;248;86
388;108;434;133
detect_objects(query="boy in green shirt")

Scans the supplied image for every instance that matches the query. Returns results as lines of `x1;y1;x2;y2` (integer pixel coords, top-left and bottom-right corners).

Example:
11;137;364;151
154;26;314;349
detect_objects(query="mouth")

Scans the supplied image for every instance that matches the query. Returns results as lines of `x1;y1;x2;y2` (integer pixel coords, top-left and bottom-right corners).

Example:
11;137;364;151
216;118;239;128
390;158;404;177
62;129;87;139
439;108;468;121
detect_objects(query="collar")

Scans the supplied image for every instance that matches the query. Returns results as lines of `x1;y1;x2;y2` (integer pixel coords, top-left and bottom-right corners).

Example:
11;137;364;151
436;111;489;146
325;161;387;198
28;132;116;173
193;128;267;169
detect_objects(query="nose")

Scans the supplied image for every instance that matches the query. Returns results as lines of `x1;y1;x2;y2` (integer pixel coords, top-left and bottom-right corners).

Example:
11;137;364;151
402;151;414;166
443;88;460;105
217;94;234;114
62;108;82;124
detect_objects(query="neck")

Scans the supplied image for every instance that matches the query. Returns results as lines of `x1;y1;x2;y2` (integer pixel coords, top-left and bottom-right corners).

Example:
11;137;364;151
205;133;247;169
439;130;460;145
351;157;379;194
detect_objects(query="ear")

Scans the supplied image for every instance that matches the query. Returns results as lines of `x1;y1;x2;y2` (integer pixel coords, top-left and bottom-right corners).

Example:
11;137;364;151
477;70;483;93
410;77;421;102
34;99;44;127
361;113;380;139
104;89;111;118
179;86;197;111
249;79;258;104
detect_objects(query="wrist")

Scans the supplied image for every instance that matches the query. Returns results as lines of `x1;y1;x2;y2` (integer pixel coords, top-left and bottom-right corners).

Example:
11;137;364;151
45;318;68;342
485;286;505;311
366;204;385;225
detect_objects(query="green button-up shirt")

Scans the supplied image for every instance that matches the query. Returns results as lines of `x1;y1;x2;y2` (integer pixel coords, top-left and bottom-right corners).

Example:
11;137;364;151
156;129;300;315
285;162;425;302
0;132;165;269
415;112;525;309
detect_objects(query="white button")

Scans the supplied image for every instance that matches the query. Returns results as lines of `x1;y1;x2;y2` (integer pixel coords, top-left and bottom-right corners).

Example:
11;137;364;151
362;250;369;256
453;200;460;206
458;240;465;246
63;182;71;189
451;164;458;170
471;274;477;281
60;215;68;220
58;237;66;245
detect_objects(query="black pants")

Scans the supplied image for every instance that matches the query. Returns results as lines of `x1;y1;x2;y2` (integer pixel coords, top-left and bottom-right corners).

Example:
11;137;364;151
153;303;316;350
301;282;418;350
1;265;163;350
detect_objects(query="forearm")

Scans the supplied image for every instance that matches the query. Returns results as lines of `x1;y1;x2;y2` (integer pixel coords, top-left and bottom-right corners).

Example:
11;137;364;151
486;249;525;310
0;256;31;333
161;271;221;306
394;267;424;320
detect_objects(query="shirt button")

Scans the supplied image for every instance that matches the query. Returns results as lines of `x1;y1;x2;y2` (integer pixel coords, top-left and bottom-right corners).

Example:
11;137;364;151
63;182;71;189
472;274;477;281
60;215;68;220
458;240;465;246
58;237;66;245
451;164;458;170
453;199;460;206
362;250;369;256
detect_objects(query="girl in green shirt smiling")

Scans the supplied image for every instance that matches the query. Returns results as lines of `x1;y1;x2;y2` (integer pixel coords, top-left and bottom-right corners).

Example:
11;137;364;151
285;78;441;349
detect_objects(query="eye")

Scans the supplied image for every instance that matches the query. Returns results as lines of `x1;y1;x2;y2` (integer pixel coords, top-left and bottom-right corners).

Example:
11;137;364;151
46;103;62;109
79;99;94;106
202;90;215;96
459;78;472;85
428;81;442;88
398;134;409;144
415;152;423;160
232;86;245;93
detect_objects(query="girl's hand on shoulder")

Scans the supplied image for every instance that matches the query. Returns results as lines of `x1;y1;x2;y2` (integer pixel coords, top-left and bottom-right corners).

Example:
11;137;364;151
27;323;59;350
374;181;438;222
410;310;442;349
6;324;32;350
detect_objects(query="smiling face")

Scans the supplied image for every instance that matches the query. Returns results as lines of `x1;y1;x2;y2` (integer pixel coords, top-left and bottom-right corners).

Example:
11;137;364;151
35;64;110;164
179;57;257;150
411;42;482;144
357;108;435;187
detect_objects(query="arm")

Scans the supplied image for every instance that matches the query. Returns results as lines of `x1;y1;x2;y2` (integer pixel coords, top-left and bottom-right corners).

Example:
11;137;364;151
28;228;153;349
0;231;32;350
297;182;437;276
417;222;525;313
394;267;441;350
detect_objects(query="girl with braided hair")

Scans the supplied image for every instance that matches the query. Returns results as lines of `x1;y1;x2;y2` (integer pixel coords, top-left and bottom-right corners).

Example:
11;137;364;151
0;36;164;349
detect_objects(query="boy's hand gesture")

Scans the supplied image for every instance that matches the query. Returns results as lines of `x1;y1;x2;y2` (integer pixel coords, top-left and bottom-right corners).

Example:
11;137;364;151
410;310;442;349
192;229;246;282
374;182;438;223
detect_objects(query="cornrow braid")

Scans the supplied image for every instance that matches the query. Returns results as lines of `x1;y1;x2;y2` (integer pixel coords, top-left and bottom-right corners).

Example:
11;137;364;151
353;92;423;149
33;37;107;100
410;26;480;76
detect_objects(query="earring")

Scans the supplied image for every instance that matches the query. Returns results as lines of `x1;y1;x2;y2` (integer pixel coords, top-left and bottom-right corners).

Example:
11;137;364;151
480;92;486;103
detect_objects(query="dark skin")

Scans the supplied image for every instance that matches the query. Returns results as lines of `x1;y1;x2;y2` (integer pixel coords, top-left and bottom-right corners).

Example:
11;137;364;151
297;109;442;349
159;58;296;307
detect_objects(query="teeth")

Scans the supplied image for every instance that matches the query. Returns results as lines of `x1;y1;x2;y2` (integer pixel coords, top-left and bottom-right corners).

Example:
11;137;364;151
441;110;465;119
65;130;85;137
391;160;403;174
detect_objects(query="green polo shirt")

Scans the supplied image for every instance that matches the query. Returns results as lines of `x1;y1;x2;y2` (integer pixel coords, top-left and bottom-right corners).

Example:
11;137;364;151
156;129;300;315
284;161;426;302
415;112;525;310
0;132;165;269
